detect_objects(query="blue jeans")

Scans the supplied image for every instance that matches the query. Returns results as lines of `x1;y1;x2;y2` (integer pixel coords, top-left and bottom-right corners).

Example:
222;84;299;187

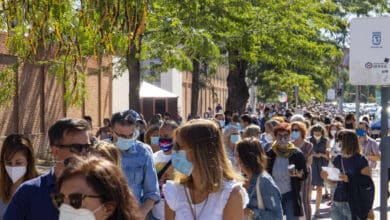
282;191;299;220
331;201;352;220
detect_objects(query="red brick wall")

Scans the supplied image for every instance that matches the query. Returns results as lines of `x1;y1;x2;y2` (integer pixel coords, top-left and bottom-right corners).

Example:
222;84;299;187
0;40;112;159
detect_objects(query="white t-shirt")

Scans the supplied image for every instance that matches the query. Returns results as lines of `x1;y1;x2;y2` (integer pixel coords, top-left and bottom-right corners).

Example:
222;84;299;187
163;180;248;220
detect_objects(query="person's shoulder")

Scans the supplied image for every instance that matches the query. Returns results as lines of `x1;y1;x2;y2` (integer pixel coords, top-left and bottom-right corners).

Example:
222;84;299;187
367;137;378;145
14;172;50;196
135;141;153;154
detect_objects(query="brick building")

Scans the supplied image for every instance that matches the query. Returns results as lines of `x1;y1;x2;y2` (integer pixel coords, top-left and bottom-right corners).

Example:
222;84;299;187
0;34;112;159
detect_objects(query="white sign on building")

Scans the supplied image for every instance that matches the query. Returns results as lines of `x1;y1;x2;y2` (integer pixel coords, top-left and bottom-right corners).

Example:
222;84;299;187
350;17;390;85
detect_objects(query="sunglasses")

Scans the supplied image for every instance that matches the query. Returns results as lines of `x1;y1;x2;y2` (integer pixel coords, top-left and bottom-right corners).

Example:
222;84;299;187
56;143;93;154
113;131;133;139
291;129;300;132
52;193;102;209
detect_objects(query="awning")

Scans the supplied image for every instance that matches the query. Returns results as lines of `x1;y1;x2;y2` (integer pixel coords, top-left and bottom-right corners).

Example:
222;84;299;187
140;81;178;98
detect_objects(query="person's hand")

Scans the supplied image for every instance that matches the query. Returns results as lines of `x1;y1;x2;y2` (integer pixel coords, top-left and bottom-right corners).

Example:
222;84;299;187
320;171;328;180
244;208;254;216
339;174;349;182
289;169;303;178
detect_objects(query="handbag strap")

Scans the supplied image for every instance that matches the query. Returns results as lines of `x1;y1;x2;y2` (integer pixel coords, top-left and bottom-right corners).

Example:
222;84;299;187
255;175;265;209
157;160;172;180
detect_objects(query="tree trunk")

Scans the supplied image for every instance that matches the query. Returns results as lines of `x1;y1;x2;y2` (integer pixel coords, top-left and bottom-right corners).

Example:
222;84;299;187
126;41;141;112
190;59;200;118
226;50;249;113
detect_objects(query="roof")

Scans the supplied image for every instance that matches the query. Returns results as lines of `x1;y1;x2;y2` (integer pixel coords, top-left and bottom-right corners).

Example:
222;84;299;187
140;81;178;98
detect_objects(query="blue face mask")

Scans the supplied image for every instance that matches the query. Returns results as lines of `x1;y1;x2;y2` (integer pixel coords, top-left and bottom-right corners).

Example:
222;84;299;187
159;138;173;152
356;128;366;137
230;134;240;144
115;137;135;151
151;136;159;145
171;150;193;176
291;131;300;140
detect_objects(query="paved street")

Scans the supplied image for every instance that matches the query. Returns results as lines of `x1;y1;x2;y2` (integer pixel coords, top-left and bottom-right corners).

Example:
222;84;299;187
311;165;389;219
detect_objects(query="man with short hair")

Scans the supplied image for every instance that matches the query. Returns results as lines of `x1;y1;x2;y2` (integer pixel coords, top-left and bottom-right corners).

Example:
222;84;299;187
109;111;159;219
151;120;178;219
4;118;92;220
357;121;380;169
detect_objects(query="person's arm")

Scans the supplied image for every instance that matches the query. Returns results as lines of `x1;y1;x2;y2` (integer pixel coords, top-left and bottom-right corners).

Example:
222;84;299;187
290;152;308;180
320;170;337;186
140;199;155;219
165;201;176;220
140;149;160;217
223;186;245;220
322;140;331;160
367;141;381;161
95;128;101;138
251;178;283;219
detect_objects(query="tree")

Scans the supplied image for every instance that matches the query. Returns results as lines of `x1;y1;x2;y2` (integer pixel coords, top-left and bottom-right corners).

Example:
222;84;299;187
144;0;221;118
0;0;147;111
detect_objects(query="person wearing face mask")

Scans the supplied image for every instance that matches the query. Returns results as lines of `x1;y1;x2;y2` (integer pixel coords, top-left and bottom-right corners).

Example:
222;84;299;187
290;122;313;220
223;125;241;166
164;119;248;220
215;111;225;129
145;125;161;153
260;120;280;152
151;120;178;220
56;156;142;220
308;124;330;217
328;122;344;159
357;121;380;169
5;118;93;220
109;111;159;219
344;113;356;130
0;134;38;219
266;123;308;220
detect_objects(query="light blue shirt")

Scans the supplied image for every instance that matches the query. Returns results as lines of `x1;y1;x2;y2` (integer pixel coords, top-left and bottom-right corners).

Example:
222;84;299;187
112;140;160;204
246;172;283;220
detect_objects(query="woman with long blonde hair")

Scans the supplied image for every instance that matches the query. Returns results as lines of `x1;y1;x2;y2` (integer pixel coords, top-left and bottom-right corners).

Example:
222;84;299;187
164;119;248;220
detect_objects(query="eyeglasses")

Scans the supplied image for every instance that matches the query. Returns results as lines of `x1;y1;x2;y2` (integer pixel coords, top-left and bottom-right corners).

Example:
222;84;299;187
113;131;133;139
277;134;290;139
291;129;300;132
52;193;102;209
55;143;93;154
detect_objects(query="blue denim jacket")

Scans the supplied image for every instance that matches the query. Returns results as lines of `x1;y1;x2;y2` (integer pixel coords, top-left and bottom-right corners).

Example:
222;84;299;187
119;140;160;204
246;172;283;220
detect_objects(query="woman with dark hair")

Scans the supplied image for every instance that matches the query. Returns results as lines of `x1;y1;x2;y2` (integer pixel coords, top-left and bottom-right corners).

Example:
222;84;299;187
56;156;141;220
240;114;253;129
236;138;283;219
321;130;372;220
308;124;330;217
266;123;308;220
164;119;248;220
0;134;38;218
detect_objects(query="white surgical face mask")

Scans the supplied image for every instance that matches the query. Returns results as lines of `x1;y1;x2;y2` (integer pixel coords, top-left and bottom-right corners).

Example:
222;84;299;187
264;133;273;143
59;203;102;220
330;130;337;137
5;165;27;183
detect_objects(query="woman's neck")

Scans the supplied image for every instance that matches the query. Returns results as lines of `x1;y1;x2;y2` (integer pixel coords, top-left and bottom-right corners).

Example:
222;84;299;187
293;138;303;147
10;178;24;195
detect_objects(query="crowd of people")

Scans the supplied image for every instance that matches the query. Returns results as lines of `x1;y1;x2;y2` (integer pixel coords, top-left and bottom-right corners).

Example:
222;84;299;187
0;102;388;220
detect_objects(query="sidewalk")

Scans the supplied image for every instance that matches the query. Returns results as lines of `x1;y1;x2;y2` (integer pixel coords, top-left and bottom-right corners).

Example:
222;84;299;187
311;165;389;219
